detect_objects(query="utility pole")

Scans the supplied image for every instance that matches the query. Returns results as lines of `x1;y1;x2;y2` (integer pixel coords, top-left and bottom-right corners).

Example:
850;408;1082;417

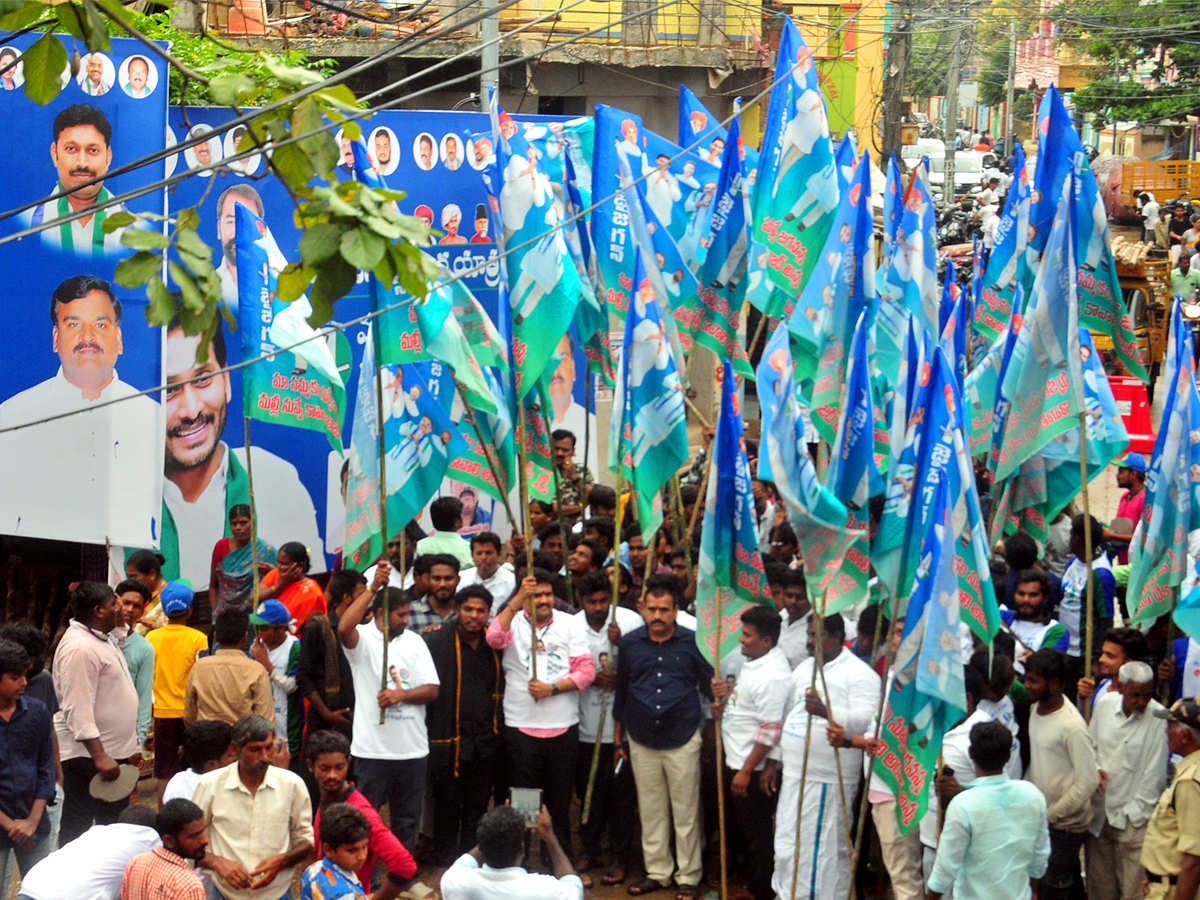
481;0;499;96
943;8;963;208
881;0;913;164
1006;20;1016;153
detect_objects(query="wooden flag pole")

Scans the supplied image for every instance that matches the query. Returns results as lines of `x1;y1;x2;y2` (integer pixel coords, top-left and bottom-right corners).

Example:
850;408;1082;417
244;417;262;611
1079;417;1095;724
813;604;856;860
789;642;822;900
516;398;537;682
846;591;901;900
581;469;628;823
582;371;593;501
374;364;393;725
453;379;520;528
713;584;729;900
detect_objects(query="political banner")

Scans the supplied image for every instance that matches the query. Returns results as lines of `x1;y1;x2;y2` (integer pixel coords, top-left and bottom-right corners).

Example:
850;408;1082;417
0;35;167;548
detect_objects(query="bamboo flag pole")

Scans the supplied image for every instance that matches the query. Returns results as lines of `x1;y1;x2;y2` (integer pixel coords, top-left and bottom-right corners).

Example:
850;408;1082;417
1079;416;1095;724
583;371;593;501
374;364;393;725
244;417;262;611
453;379;520;528
812;604;855;860
516;398;537;682
789;642;822;900
581;469;628;823
846;592;901;900
936;748;947;837
713;586;729;900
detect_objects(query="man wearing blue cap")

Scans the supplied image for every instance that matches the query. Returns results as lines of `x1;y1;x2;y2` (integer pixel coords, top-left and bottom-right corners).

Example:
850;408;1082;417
146;582;209;805
249;600;302;768
1103;453;1147;566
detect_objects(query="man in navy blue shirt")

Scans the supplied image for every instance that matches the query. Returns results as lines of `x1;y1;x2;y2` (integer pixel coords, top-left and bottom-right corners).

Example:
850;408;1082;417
0;638;56;896
614;575;713;899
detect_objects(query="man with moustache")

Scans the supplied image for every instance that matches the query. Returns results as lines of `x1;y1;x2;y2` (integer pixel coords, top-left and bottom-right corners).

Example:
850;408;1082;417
152;307;322;589
0;275;159;544
27;105;128;255
122;56;152;98
374;129;394;169
424;586;504;877
78;53;112;96
192;715;314;900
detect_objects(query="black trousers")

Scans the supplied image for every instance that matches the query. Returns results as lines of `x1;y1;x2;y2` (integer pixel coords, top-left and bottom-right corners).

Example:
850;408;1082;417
724;767;778;900
504;725;577;853
61;756;130;846
429;744;498;868
573;740;637;864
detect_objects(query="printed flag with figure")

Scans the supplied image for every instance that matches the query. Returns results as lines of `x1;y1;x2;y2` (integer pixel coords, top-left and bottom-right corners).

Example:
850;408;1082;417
616;151;698;376
990;327;1129;546
891;160;939;339
1126;302;1200;625
697;359;771;665
992;175;1084;483
447;366;518;504
809;150;876;439
827;310;883;509
751;18;839;313
964;314;1014;456
1029;87;1145;379
481;90;582;397
608;253;690;541
592;104;719;316
678;84;760;177
564;151;617;387
759;323;869;609
344;325;383;568
235;203;346;451
382;362;469;528
694;111;756;376
876;153;905;306
873;476;967;834
978;142;1031;342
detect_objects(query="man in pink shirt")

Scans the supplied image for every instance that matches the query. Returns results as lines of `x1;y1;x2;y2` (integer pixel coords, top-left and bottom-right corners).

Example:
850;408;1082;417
1104;453;1147;565
486;569;594;853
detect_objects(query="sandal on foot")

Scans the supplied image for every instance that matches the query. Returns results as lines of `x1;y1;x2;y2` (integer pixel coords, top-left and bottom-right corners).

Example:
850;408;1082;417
603;862;628;885
628;878;666;895
575;856;598;873
676;884;699;900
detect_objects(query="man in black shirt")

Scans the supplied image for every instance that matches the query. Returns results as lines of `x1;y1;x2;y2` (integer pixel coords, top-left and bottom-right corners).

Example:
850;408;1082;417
297;569;372;739
424;585;503;878
614;574;713;899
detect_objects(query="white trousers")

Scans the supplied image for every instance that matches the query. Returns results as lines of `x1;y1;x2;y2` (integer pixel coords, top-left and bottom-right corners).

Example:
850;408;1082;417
772;777;851;900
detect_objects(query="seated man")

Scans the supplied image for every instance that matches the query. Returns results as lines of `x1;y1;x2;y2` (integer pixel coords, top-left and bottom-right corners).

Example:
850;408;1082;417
16;805;160;900
440;806;582;900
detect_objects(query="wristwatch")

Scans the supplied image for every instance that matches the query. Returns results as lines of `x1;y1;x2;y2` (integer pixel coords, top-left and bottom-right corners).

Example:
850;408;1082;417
551;684;561;696
842;735;854;750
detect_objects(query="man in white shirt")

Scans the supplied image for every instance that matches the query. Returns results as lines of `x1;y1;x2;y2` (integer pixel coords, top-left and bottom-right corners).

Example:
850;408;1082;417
459;532;516;615
1086;661;1169;900
157;318;322;590
0;276;161;546
337;585;439;855
1141;192;1160;242
978;177;1001;209
16;805;161;900
772;613;880;900
161;719;236;805
573;571;642;884
776;569;811;669
487;569;594;853
440;806;583;900
25;104;128;255
711;607;792;900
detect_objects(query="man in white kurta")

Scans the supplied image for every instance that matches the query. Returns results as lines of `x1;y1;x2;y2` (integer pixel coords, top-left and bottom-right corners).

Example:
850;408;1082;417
772;613;880;900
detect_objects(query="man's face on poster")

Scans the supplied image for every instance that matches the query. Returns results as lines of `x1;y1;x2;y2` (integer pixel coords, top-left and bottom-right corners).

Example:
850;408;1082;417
219;193;259;268
374;132;391;165
474;140;491;166
194;139;211;166
52;124;111;204
446;138;458;165
165;329;229;473
53;290;122;391
549;335;575;404
420;138;433;170
459;489;477;518
86;55;103;87
341;137;353;166
128;58;148;94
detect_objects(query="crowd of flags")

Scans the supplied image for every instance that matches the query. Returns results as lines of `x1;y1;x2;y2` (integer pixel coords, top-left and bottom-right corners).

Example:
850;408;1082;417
223;17;1200;835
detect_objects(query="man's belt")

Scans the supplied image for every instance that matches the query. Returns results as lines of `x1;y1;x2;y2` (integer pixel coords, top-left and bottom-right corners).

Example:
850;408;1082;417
1146;870;1179;886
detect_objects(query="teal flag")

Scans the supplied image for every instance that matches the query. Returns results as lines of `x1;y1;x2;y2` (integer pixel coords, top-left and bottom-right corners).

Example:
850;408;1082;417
344;325;382;568
235;203;346;452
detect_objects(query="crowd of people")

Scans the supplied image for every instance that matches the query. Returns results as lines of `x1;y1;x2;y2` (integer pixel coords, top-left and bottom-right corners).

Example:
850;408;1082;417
0;430;1197;900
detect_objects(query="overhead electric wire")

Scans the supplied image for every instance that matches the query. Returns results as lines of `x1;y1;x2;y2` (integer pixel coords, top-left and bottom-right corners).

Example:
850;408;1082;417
0;8;861;435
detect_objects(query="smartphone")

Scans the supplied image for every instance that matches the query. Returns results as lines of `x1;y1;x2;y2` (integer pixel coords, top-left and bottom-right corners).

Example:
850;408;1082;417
510;787;542;828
